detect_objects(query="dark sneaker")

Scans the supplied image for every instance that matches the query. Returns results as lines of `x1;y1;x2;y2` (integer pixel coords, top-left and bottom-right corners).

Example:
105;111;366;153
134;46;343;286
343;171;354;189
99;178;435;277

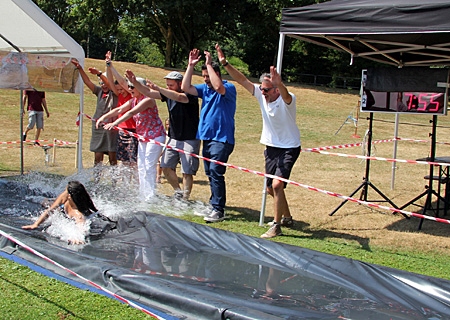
22;133;26;141
281;216;294;227
34;141;40;146
261;223;282;238
267;217;294;227
173;190;183;200
204;210;225;223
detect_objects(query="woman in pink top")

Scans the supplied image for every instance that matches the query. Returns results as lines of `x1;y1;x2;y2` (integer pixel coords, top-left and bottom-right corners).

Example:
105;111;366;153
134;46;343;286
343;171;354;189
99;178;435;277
97;77;165;200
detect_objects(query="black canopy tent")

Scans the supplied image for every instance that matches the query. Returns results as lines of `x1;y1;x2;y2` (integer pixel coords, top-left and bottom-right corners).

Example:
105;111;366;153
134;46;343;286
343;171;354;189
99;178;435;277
278;0;450;68
276;0;450;218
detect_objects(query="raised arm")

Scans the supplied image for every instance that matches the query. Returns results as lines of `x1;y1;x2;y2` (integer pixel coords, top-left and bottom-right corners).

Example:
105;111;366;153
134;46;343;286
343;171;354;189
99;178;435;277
88;67;109;88
181;49;201;96
125;70;161;99
204;50;225;95
270;66;292;105
147;79;189;103
71;59;96;92
104;51;120;96
106;51;131;94
216;43;254;95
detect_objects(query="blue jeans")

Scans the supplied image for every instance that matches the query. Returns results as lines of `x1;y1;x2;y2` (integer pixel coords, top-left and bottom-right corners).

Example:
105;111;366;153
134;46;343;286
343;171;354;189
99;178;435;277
202;140;234;213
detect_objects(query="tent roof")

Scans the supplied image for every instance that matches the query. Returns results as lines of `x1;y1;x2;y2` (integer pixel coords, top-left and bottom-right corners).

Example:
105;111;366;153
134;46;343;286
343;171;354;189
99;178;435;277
0;0;84;60
280;0;450;67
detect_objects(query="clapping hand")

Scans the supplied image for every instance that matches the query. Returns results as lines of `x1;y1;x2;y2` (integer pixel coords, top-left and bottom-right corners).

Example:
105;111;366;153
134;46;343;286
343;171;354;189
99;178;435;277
105;51;112;64
204;50;212;65
125;69;136;83
88;67;99;75
270;66;282;87
215;43;226;65
189;49;201;66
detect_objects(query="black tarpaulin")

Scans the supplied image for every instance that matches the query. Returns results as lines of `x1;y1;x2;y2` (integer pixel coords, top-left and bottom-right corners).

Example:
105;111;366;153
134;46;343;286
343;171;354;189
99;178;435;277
280;0;450;67
2;213;450;319
1;178;450;319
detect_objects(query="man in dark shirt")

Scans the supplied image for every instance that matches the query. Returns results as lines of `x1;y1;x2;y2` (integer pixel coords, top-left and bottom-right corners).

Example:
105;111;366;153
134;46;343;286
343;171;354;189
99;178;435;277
127;70;200;200
23;90;49;145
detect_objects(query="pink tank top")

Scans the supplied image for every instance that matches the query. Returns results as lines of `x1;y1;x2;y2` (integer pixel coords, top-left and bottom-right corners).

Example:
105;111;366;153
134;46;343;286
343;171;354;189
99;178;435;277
131;96;165;140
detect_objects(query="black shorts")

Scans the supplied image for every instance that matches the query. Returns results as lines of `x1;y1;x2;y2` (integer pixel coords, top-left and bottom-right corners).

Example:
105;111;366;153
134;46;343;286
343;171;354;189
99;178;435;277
264;146;301;188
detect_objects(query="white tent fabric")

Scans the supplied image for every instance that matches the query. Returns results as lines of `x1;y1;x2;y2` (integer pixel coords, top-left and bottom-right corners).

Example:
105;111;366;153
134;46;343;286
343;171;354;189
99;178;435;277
0;0;85;170
0;0;82;56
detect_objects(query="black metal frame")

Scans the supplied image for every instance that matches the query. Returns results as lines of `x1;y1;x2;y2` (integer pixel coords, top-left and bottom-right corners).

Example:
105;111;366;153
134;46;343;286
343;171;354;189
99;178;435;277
330;113;401;216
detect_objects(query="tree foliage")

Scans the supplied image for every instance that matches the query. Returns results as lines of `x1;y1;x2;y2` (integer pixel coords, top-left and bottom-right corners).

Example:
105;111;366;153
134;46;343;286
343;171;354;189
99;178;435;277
32;0;364;82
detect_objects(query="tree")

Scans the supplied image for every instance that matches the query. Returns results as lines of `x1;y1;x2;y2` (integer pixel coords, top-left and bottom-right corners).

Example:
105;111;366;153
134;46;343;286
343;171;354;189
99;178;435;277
126;0;242;67
229;0;322;77
34;0;132;59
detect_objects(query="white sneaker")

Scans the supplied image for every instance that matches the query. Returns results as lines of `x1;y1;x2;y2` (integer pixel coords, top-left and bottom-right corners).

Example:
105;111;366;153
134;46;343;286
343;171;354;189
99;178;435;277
261;223;282;238
194;207;213;217
204;210;225;223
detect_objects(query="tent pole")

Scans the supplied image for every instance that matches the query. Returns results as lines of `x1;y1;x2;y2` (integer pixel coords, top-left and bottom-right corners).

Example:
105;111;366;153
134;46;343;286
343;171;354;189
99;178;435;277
259;178;268;226
259;33;287;226
20;90;24;175
391;114;400;189
77;76;84;172
276;33;285;73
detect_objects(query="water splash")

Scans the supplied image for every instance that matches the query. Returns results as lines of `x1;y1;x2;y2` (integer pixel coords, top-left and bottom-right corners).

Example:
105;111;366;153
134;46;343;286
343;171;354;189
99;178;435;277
0;167;210;243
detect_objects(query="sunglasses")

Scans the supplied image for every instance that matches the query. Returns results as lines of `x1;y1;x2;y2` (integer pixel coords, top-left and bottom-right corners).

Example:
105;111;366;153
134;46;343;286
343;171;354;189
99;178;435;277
259;86;275;93
128;85;135;89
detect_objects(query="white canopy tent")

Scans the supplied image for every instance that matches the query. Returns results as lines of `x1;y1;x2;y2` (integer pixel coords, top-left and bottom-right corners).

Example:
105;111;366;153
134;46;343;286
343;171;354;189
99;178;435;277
0;0;85;172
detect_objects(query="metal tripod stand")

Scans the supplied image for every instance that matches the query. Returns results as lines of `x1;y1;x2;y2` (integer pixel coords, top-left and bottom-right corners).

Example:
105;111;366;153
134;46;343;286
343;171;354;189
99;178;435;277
330;113;402;216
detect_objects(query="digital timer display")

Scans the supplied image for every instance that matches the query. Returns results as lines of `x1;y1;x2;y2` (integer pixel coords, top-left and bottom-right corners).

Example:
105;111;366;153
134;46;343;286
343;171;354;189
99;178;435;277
361;90;446;114
360;67;449;115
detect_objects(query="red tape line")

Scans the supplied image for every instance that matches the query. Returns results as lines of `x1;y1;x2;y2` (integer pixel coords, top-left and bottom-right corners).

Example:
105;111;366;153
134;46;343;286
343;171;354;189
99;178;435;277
84;113;450;225
0;228;166;319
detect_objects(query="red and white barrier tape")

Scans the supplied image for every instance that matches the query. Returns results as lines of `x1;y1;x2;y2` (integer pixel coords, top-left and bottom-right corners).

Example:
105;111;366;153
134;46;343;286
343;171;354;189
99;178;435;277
0;139;76;147
0;139;51;145
1;143;74;150
83;113;450;225
307;149;450;167
0;228;165;319
262;172;450;224
399;137;450;146
53;139;77;146
87;113;450;167
304;138;399;152
1;144;42;150
304;137;450;152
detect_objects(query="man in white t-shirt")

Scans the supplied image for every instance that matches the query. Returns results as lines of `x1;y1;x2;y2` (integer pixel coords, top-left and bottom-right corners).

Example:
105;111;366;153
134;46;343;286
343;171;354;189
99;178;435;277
215;44;301;238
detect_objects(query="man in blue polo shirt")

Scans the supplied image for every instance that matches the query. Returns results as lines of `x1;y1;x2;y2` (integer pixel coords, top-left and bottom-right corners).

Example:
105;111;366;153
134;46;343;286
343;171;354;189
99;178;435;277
182;48;237;222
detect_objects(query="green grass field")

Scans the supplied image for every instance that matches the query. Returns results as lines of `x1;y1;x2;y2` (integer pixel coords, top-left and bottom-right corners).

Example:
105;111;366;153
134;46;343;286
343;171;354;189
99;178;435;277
1;59;450;318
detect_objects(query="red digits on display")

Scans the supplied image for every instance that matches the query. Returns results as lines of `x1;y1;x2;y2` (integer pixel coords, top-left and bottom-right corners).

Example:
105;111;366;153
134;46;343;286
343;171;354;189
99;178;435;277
405;92;441;112
405;93;414;110
428;93;441;112
417;93;428;111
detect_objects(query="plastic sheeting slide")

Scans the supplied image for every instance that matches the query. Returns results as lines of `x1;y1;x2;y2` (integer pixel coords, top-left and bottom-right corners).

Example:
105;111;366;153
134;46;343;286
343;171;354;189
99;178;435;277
1;210;450;320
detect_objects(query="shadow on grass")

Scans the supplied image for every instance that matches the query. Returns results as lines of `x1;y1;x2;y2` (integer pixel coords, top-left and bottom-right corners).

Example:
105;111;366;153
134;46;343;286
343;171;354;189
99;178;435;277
386;200;450;237
227;205;371;251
